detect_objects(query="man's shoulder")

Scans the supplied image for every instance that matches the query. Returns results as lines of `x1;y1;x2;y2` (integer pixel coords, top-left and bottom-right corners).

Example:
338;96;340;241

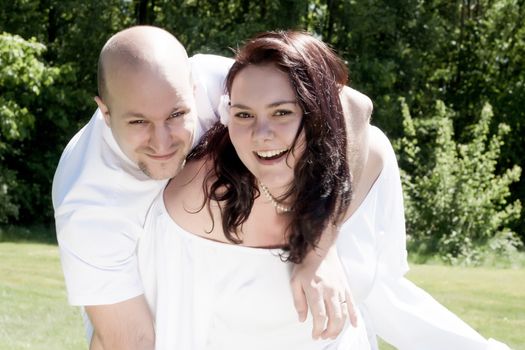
341;86;373;138
52;109;149;211
52;111;104;207
189;54;234;81
189;53;234;67
342;87;373;124
54;109;106;165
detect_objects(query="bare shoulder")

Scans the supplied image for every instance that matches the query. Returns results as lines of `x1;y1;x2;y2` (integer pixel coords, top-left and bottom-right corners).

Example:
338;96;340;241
340;86;373;133
164;158;210;211
163;157;222;238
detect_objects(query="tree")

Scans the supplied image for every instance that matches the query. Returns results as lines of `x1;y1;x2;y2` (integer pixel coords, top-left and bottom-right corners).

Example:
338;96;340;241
0;0;523;251
395;98;522;264
0;33;62;222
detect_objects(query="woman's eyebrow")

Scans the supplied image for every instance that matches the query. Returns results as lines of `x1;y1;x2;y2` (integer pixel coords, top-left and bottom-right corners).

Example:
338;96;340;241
230;100;297;109
230;103;251;109
267;100;298;108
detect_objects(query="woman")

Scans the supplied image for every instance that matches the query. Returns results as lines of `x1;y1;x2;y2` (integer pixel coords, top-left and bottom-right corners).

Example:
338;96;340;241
138;31;510;350
138;31;370;349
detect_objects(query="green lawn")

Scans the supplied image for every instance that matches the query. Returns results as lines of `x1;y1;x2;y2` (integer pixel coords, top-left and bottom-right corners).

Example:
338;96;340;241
0;242;85;349
378;264;525;350
0;242;523;349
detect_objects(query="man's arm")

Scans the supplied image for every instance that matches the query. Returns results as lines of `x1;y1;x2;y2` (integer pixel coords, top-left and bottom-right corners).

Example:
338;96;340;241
341;86;374;217
290;86;373;340
86;295;154;350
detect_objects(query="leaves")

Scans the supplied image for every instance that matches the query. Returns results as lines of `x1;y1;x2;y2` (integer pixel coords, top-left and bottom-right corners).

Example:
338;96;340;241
396;100;522;264
0;0;523;251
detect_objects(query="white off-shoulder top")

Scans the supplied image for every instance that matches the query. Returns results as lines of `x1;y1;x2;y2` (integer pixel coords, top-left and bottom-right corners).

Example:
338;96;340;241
138;126;510;350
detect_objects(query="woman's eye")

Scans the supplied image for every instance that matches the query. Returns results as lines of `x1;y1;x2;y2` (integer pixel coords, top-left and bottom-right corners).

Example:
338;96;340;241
274;110;292;117
129;120;146;125
233;112;253;119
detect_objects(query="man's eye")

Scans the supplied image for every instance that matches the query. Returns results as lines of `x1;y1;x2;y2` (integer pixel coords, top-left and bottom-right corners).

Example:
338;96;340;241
169;110;187;119
274;110;292;117
129;120;146;125
234;112;253;119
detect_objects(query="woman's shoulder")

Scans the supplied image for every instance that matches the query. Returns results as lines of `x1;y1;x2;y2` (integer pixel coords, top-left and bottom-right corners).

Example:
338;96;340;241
164;158;211;210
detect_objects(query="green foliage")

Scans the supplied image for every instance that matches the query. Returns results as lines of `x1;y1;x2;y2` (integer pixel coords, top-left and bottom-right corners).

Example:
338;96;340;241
0;31;92;223
0;0;523;254
0;33;60;222
153;0;310;56
395;98;522;264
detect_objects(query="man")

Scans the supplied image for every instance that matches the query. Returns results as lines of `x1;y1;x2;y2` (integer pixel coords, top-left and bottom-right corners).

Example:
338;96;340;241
53;26;366;349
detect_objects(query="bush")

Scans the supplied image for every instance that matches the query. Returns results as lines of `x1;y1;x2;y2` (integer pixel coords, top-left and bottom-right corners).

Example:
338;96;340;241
0;33;55;222
395;98;522;265
0;32;87;224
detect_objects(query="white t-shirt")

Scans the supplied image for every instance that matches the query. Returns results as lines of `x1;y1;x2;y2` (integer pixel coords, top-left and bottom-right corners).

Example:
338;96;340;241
52;54;233;306
138;126;510;350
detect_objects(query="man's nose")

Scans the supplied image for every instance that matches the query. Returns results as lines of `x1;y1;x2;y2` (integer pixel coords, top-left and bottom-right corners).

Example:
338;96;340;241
149;124;172;153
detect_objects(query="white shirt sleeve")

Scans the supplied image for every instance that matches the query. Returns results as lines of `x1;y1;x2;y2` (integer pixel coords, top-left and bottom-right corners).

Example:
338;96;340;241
361;129;510;350
52;111;162;306
189;54;234;145
56;205;144;305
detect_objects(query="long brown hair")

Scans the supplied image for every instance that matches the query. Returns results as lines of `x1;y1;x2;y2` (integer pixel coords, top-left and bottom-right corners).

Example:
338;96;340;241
191;31;351;263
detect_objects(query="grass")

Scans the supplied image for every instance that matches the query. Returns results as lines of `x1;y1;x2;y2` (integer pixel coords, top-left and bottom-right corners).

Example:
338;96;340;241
378;264;525;350
0;242;85;349
0;242;523;350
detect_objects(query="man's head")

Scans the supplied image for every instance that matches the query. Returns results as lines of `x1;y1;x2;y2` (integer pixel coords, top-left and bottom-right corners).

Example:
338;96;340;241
95;25;196;180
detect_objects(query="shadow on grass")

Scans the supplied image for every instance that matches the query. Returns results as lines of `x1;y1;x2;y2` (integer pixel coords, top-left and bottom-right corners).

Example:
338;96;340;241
0;224;57;244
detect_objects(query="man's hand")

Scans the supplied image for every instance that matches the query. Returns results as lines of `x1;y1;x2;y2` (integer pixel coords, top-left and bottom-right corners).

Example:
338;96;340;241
86;295;155;350
290;244;357;340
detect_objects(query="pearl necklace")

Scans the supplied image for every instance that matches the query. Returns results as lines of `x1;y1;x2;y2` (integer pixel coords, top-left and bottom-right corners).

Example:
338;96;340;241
258;180;292;213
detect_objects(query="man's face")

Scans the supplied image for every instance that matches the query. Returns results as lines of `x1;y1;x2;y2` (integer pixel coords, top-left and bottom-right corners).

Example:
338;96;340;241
97;65;196;180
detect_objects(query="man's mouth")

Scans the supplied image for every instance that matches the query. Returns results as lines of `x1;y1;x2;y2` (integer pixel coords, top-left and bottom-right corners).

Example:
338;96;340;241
147;151;177;161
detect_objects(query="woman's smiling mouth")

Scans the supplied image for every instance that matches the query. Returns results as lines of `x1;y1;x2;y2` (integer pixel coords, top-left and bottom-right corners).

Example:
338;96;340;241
254;148;289;161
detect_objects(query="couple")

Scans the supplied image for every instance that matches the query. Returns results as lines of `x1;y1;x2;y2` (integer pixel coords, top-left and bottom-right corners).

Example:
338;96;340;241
53;26;510;349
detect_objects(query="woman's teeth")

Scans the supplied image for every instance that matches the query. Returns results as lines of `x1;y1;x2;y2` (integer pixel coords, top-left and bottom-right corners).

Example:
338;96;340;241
255;148;288;160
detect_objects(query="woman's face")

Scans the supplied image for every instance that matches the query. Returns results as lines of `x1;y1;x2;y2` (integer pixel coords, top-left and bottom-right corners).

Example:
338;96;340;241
228;64;305;190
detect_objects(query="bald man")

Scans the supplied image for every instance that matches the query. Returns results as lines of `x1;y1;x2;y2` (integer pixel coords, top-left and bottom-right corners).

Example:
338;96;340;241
52;26;362;350
53;26;233;349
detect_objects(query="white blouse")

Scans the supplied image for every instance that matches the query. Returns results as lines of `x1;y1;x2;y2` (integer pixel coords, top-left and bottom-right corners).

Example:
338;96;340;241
138;126;510;350
138;196;371;350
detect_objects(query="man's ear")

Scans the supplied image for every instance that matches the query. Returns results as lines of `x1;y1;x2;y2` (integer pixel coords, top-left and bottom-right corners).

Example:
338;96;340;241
94;96;111;127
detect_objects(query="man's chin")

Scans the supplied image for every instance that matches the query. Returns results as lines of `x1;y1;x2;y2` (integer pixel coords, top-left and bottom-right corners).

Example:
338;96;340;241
146;172;176;180
138;162;181;180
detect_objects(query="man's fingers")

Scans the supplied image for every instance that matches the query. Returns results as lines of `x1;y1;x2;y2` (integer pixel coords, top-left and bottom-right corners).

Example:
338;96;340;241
320;293;345;340
345;290;358;328
290;278;308;322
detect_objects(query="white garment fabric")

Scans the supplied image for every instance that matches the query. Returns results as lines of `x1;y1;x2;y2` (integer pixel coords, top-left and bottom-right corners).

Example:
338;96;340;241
138;126;510;350
52;54;233;306
336;126;510;350
138;194;371;350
